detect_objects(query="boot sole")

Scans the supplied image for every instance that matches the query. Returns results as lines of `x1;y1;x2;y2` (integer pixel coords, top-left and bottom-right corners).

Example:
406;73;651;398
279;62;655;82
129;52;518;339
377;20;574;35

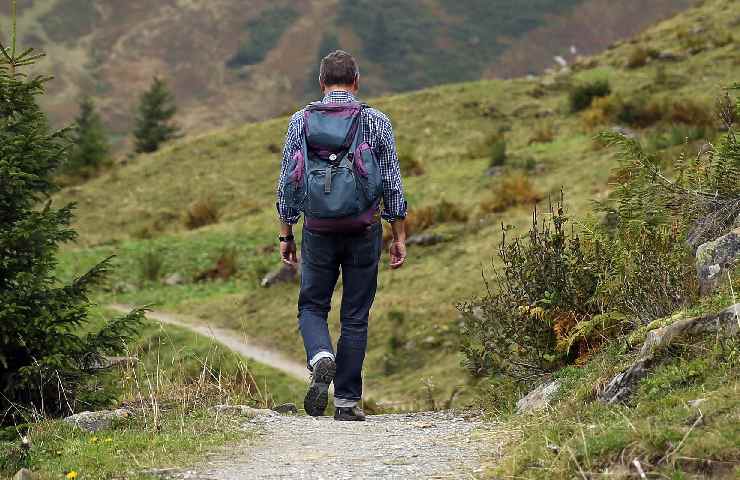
304;359;336;417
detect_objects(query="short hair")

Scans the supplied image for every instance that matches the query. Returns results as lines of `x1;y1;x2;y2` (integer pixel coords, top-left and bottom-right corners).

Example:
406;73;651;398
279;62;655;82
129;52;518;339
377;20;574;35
319;50;359;87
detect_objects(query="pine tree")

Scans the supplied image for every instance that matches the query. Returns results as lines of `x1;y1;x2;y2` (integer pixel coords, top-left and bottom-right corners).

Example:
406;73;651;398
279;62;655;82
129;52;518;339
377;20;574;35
133;76;179;154
0;4;144;423
64;96;109;179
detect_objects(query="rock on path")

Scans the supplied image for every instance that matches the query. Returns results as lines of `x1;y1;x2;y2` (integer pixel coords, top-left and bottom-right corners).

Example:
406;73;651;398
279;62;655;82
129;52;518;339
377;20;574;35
163;411;489;480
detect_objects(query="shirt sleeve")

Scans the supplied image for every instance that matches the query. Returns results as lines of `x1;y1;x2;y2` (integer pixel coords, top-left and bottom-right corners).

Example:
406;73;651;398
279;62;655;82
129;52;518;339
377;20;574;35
276;114;303;225
376;117;408;222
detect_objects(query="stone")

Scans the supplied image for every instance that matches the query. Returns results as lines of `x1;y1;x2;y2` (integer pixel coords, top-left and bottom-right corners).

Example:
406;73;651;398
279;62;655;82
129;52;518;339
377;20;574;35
610;126;638;140
640;303;739;358
212;405;278;418
656;50;685;62
406;234;445;247
13;469;34;480
516;380;560;413
695;228;740;295
600;304;739;404
261;261;300;288
163;273;185;286
484;166;505;177
64;408;131;432
272;403;298;415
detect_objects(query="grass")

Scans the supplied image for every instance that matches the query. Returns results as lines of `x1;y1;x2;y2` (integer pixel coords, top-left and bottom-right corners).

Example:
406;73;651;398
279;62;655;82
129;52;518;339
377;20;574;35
0;313;305;479
53;0;740;409
481;301;740;478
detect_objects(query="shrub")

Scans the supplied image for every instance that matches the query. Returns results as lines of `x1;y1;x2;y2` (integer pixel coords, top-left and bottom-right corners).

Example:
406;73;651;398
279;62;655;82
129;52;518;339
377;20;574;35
184;198;221;230
398;145;425;176
569;80;611;113
138;250;166;283
626;46;651;69
459;88;739;383
480;174;543;213
528;122;555;145
616;96;664;128
668;98;715;127
195;248;239;283
0;26;143;423
385;199;468;242
489;136;508;167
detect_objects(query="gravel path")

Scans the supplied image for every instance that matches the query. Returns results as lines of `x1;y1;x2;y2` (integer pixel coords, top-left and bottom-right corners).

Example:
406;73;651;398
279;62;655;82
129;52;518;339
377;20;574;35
160;410;489;480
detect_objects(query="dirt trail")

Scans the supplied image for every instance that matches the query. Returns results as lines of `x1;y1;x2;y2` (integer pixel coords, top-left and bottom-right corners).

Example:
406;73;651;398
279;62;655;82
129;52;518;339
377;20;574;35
108;304;310;383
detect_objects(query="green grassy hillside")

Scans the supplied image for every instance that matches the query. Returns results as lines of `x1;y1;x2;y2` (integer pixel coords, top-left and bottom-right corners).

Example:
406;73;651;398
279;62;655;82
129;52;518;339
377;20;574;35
0;0;692;139
56;0;739;407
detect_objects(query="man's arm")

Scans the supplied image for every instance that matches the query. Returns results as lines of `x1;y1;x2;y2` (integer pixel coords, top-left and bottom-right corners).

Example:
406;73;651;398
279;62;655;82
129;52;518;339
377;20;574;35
375;114;408;268
276;113;302;266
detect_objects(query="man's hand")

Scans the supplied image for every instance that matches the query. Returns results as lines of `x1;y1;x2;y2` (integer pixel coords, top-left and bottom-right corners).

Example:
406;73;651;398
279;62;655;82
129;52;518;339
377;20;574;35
280;240;298;266
389;240;406;269
388;219;407;269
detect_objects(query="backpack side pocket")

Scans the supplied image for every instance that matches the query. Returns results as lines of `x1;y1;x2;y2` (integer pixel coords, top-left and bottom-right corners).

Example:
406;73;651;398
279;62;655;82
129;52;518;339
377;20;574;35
284;150;306;209
354;142;383;203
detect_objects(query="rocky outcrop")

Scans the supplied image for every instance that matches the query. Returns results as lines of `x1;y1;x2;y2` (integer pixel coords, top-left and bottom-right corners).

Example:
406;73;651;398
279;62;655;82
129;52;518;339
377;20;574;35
261;262;300;288
12;469;34;480
64;408;132;432
599;304;739;404
695;227;740;295
517;380;561;413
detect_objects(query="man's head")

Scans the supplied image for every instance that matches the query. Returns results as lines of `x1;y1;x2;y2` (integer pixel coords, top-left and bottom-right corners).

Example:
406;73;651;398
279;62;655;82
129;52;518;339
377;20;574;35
319;50;359;94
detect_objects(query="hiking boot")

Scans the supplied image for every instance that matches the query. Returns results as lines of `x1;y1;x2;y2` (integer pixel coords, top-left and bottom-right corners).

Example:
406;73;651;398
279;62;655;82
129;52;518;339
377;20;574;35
303;357;336;417
334;406;366;422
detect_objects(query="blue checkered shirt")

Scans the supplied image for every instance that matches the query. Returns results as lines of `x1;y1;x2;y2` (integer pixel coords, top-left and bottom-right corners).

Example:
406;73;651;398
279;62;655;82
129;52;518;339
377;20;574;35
276;91;407;224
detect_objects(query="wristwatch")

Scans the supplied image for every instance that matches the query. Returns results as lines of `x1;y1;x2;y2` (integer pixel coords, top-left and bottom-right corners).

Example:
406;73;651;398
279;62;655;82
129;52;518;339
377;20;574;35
278;235;295;243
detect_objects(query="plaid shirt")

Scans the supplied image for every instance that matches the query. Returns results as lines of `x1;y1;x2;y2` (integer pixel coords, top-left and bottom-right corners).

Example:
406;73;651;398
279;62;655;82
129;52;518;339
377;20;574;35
276;91;407;224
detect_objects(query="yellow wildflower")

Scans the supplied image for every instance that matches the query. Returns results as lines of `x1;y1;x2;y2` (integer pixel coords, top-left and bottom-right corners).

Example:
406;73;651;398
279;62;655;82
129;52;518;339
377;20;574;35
66;471;78;479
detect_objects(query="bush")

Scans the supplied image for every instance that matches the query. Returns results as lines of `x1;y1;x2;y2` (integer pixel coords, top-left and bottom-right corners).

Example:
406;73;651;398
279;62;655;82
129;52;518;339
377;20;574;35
489;137;507;167
184;198;221;230
138;250;166;283
528;122;555;145
385;199;468;242
398;145;425;176
569;80;611;113
626;46;651;69
480;174;542;213
459;88;740;383
616;96;664;128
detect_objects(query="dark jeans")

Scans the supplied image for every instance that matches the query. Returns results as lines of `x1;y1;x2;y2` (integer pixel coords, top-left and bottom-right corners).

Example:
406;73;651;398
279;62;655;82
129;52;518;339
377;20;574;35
298;222;382;403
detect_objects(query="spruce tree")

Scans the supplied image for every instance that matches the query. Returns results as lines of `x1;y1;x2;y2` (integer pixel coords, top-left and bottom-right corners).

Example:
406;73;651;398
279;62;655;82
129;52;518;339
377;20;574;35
64;96;109;179
133;76;179;154
0;4;144;423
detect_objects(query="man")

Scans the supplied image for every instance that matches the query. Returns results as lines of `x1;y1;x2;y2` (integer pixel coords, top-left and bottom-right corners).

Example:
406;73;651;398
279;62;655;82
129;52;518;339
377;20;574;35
276;50;407;421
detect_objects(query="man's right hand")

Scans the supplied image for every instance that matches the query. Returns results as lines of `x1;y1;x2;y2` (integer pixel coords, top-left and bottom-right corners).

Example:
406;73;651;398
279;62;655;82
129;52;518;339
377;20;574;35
389;240;406;269
281;240;298;266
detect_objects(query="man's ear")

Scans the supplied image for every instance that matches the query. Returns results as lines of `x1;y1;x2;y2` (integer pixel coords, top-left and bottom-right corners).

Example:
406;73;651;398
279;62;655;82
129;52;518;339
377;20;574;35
319;81;326;94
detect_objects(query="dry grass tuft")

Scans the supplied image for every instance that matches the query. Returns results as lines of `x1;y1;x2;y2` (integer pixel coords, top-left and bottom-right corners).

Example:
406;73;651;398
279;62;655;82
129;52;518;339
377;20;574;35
480;174;543;213
184;199;221;230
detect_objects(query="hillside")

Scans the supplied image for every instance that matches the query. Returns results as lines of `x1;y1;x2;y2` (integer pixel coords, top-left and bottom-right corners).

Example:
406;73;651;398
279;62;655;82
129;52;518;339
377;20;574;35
55;0;739;410
0;0;693;141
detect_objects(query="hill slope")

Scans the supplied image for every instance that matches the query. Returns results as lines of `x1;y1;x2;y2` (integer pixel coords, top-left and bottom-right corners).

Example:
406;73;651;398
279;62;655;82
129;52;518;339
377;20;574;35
57;0;739;405
0;0;693;140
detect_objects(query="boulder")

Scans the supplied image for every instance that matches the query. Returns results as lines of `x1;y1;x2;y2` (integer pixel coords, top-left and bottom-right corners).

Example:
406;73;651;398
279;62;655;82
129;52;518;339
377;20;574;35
261;261;300;288
212;405;278;418
64;408;131;432
406;234;445;247
516;380;560;414
610;126;638;140
13;469;34;480
86;356;139;371
162;273;185;286
695;228;740;295
600;304;739;404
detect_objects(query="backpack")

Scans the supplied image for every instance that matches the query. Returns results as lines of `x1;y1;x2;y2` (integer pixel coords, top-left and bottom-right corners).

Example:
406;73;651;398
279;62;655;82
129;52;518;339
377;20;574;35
282;101;383;230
